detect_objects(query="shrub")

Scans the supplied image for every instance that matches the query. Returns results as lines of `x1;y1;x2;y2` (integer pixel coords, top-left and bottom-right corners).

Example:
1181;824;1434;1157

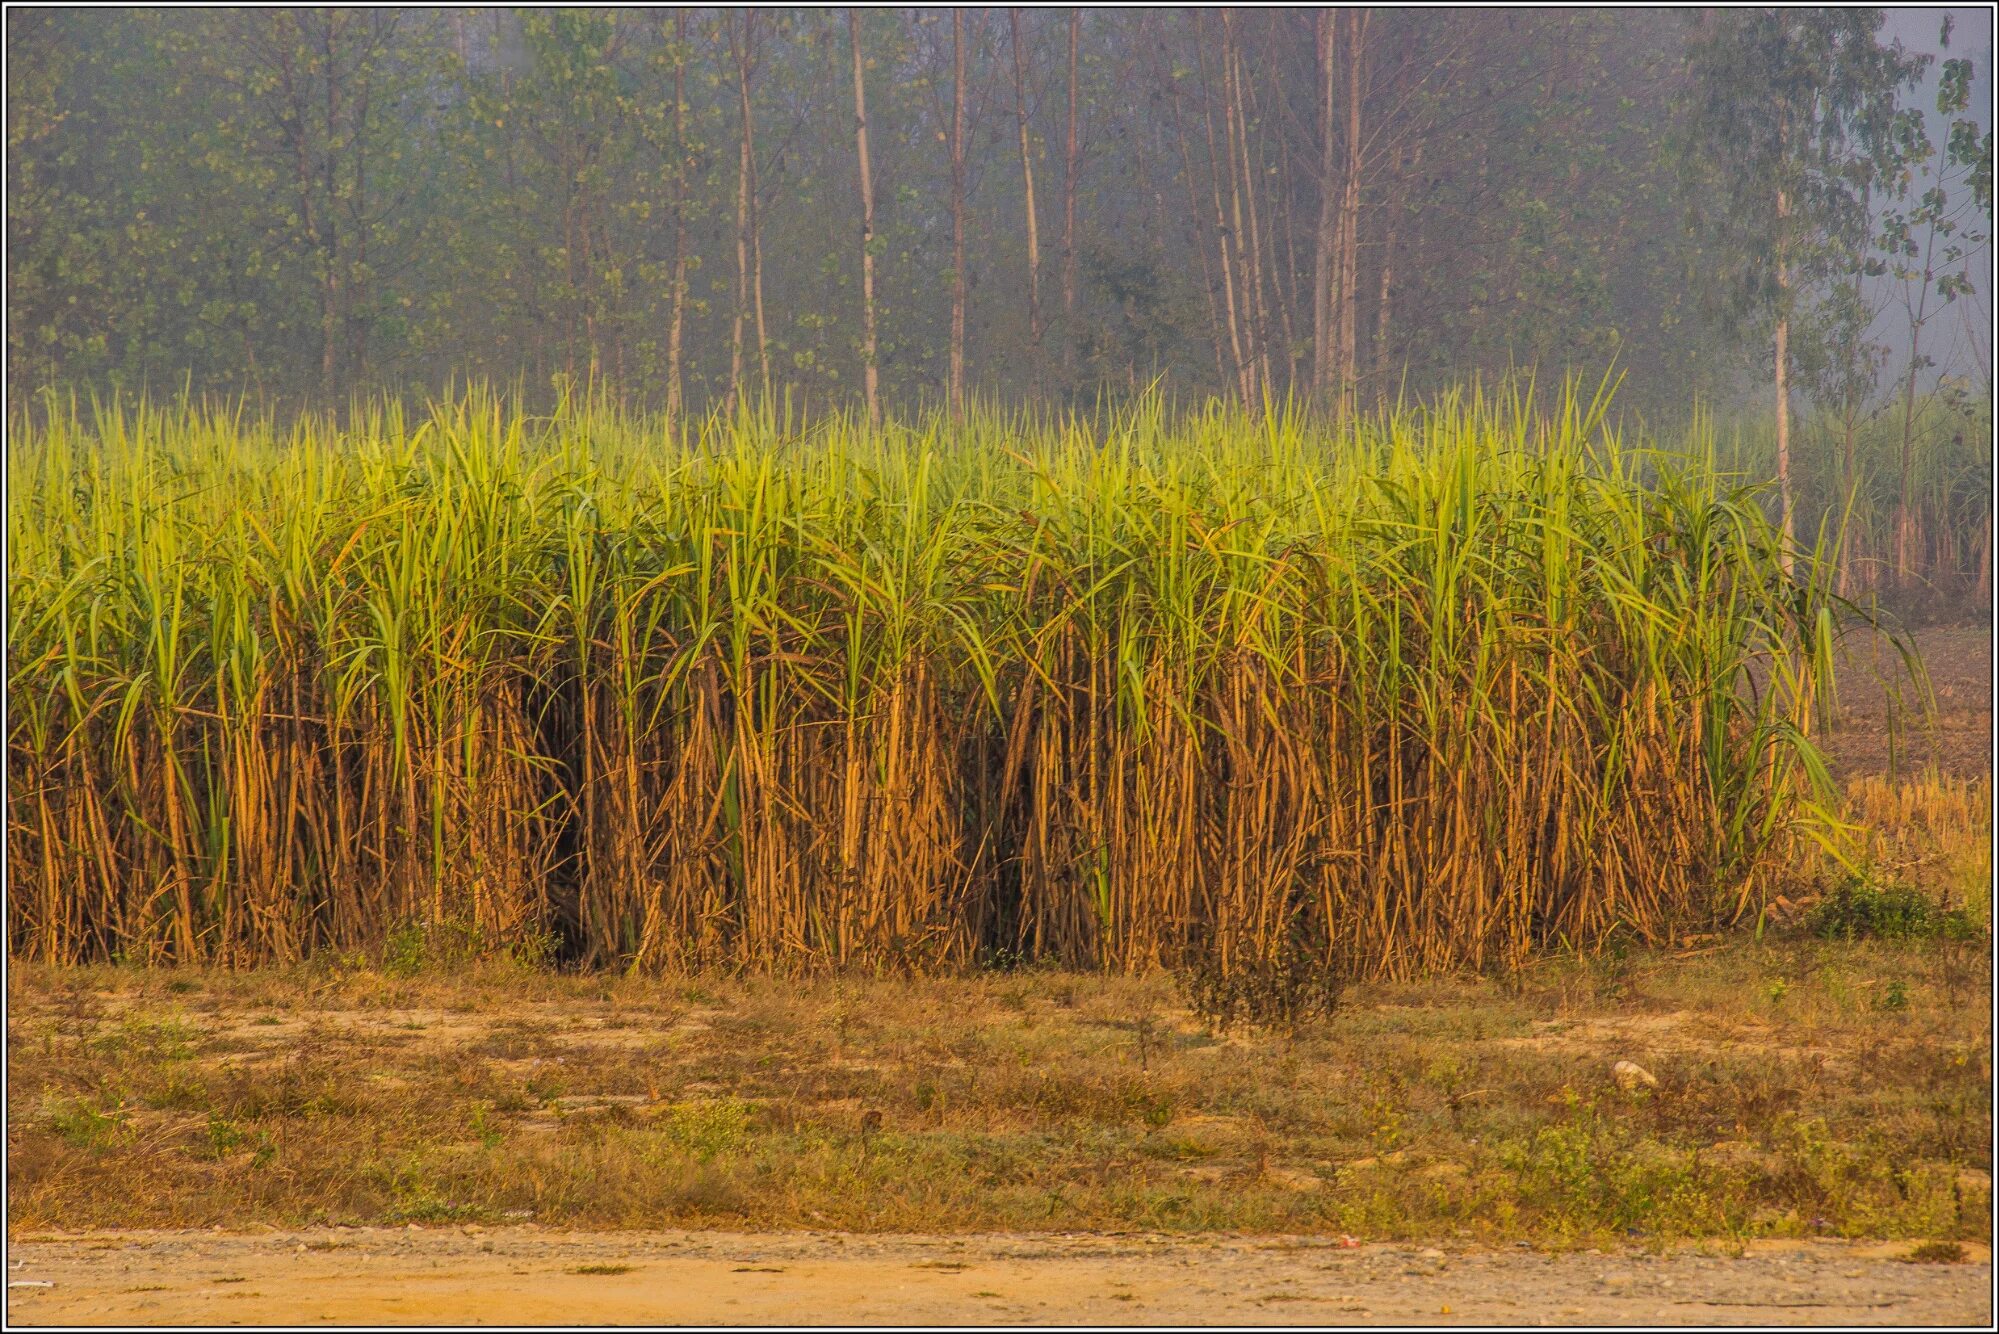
1808;879;1981;943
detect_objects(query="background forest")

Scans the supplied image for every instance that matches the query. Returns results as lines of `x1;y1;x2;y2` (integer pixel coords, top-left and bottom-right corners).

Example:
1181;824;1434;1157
8;6;1985;418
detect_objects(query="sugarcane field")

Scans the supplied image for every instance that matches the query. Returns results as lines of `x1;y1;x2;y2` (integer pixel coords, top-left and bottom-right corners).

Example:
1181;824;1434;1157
5;6;1994;1329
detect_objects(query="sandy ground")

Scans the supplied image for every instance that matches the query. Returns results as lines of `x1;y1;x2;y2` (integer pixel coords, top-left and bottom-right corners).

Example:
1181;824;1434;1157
5;1228;1991;1326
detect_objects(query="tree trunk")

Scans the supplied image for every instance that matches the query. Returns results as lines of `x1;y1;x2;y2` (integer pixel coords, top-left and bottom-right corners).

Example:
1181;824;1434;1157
1225;25;1272;401
1775;180;1794;573
1373;143;1415;403
950;9;968;421
1195;23;1250;408
665;11;689;429
1166;69;1231;392
728;11;757;412
1009;9;1043;349
1894;220;1939;588
750;116;770;404
321;14;342;403
350;48;372;387
1062;9;1080;358
1335;8;1368;417
1896;326;1922;584
1313;10;1335;402
849;9;881;425
1217;25;1256;397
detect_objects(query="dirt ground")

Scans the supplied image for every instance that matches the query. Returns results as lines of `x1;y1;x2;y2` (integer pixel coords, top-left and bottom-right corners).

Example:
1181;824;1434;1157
1826;621;1992;778
6;1228;1991;1327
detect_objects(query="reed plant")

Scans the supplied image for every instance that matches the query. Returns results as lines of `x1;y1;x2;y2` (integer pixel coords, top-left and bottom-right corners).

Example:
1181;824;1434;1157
8;383;1850;976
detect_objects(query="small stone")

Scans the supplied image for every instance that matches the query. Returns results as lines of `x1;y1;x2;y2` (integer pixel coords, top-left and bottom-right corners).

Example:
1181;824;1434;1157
1613;1060;1659;1091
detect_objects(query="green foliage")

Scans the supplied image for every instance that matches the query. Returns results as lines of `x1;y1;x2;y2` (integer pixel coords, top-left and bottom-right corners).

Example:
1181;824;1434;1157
1674;8;1927;335
1808;877;1981;942
657;1100;756;1161
1176;923;1343;1035
44;1098;126;1153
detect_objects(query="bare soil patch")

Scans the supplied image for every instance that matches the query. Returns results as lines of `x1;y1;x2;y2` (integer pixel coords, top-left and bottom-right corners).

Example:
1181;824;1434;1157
6;1228;1990;1326
1826;622;1992;778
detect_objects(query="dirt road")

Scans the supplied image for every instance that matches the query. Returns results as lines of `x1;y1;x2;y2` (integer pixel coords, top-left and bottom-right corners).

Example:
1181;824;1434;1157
6;1228;1990;1326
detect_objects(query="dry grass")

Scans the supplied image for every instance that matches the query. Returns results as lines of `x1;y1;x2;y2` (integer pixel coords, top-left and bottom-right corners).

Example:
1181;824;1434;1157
8;918;1988;1247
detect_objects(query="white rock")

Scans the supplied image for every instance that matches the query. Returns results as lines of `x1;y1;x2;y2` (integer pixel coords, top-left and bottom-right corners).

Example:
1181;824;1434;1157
1613;1059;1659;1091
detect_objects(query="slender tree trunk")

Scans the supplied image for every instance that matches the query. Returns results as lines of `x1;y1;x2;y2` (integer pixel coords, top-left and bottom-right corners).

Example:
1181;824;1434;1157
1838;401;1859;595
1774;186;1794;573
728;11;757;412
849;9;881;425
1009;9;1043;349
350;54;372;387
1195;21;1250;407
1062;9;1080;357
1895;221;1938;587
321;15;343;402
1335;8;1368;417
1373;143;1414;404
665;11;689;428
750;122;770;403
1313;10;1336;402
1263;12;1304;390
1896;323;1923;584
1216;23;1258;399
1167;71;1231;392
1226;31;1272;401
950;9;967;421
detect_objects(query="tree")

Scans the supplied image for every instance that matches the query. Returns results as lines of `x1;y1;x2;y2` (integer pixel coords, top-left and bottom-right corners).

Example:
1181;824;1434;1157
1008;9;1044;353
849;8;880;425
1877;29;1994;581
663;11;693;427
1061;9;1081;364
1676;8;1925;566
727;9;769;409
949;9;968;419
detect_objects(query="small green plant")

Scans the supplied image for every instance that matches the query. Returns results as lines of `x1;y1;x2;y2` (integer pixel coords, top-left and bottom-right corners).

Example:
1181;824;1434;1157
1903;1241;1967;1264
1878;979;1910;1012
658;1099;754;1159
1809;878;1980;943
45;1098;124;1151
382;920;430;976
509;924;562;970
204;1115;247;1159
381;917;496;976
1176;923;1342;1034
469;1103;505;1149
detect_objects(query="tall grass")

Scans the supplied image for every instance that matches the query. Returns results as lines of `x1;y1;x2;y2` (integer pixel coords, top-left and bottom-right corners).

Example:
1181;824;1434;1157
8;385;1848;976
